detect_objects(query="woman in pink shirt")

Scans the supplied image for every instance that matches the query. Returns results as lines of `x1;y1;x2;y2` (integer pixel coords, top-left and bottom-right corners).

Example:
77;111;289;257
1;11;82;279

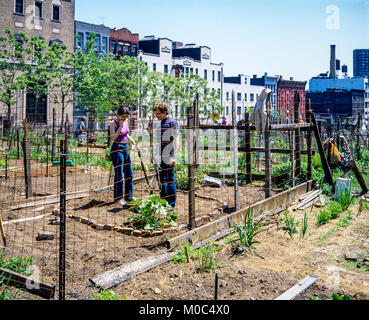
110;106;137;206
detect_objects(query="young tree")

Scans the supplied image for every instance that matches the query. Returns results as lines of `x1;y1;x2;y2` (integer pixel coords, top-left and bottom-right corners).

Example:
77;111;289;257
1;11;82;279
0;29;29;134
73;33;111;137
46;41;75;133
107;55;149;111
20;35;52;126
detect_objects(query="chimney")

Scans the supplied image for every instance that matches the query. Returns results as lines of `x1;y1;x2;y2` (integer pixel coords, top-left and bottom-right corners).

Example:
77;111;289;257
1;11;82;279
290;77;294;81
330;45;336;79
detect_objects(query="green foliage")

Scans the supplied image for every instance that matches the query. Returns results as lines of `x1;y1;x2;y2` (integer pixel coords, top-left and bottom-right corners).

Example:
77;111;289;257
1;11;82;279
172;243;195;264
128;195;178;230
195;240;221;272
0;252;34;276
92;287;125;300
300;212;308;239
280;210;299;238
316;209;331;226
272;163;308;190
226;208;268;258
337;210;354;227
311;293;353;300
336;188;353;212
327;201;343;219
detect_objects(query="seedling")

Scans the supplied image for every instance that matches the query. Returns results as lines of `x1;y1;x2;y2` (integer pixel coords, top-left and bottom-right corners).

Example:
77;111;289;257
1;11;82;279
226;208;268;258
172;243;195;264
300;212;308;238
316;209;331;226
280;210;299;238
195;240;221;272
92;287;125;300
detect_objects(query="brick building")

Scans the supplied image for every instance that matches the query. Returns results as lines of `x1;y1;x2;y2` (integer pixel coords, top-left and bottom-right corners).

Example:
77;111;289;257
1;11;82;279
110;27;139;58
277;77;307;123
0;0;75;129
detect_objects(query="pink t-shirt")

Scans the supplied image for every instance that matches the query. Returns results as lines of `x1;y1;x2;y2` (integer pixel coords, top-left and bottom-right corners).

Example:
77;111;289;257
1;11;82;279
114;120;129;143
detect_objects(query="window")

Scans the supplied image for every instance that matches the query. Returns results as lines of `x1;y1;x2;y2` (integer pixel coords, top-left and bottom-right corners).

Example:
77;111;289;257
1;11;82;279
226;92;229;101
118;44;123;55
190;68;193;74
164;65;168;73
237;93;241;101
212;70;215;81
76;33;84;50
102;37;108;53
244;93;247;101
196;68;198;75
204;69;207;80
111;41;116;54
250;94;254;102
244;78;247;85
35;1;43;18
185;67;189;74
153;63;156;72
125;45;130;55
226;106;229;115
95;35;101;52
132;45;137;56
15;0;24;14
218;71;221;82
52;5;60;21
237;107;241;115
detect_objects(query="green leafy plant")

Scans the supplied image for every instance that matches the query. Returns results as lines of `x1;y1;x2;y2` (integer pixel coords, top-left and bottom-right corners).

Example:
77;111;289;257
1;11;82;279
280;210;299;238
311;293;353;300
226;208;268;258
92;287;125;300
128;195;178;230
300;212;308;238
172;243;195;264
338;210;354;227
336;188;353;211
195;240;221;272
0;252;34;276
329;293;353;300
316;209;331;226
327;201;343;219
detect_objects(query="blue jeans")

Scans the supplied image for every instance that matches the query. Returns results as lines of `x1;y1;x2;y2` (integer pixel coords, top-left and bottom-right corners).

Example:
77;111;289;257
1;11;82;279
159;162;176;209
110;143;133;201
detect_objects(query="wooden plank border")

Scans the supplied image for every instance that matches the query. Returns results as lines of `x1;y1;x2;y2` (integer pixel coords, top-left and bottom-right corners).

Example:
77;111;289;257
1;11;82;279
166;180;313;249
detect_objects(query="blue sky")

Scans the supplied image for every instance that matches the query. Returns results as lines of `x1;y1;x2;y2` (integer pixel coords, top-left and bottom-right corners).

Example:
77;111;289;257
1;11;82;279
75;0;369;82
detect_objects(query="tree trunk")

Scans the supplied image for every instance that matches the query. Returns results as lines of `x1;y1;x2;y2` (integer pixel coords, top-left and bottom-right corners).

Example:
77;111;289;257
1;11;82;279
60;96;65;134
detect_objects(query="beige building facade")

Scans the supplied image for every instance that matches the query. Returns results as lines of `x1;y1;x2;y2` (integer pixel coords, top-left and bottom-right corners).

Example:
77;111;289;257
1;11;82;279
0;0;75;130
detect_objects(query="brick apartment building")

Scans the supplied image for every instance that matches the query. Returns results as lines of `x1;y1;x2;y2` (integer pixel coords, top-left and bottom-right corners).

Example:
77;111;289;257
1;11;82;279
277;77;307;123
110;27;139;58
0;0;75;129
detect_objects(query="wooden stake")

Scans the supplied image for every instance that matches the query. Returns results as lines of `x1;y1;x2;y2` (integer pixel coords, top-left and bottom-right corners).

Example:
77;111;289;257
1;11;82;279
245;112;252;184
232;91;239;209
0;212;6;247
264;92;272;199
214;272;219;300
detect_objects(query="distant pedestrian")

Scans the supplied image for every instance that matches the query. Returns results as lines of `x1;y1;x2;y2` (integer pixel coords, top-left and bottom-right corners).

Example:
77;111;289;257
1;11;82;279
222;117;227;125
110;106;137;206
74;116;87;142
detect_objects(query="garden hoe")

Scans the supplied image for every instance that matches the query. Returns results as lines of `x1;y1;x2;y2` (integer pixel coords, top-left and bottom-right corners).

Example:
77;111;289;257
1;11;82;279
135;146;154;194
